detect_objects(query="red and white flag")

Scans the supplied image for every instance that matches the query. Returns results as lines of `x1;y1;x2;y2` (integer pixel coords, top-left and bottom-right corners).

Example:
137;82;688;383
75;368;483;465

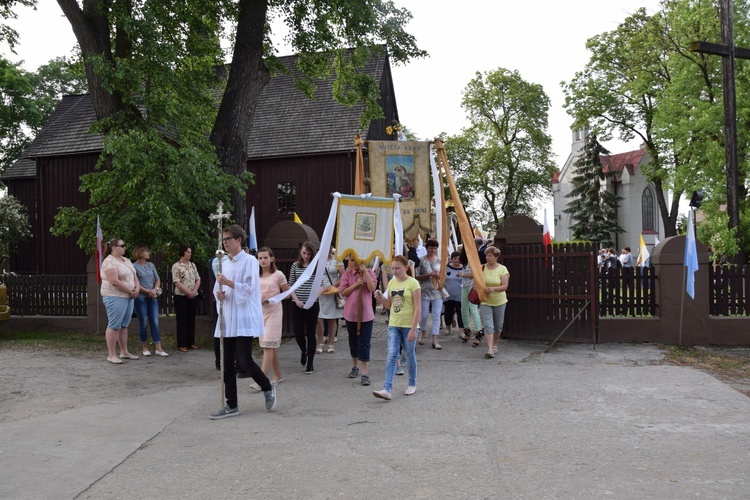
95;215;103;283
542;209;552;248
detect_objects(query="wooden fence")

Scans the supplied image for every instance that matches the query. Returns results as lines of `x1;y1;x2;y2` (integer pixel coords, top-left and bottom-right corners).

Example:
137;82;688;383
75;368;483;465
709;264;749;316
10;256;744;321
501;243;598;343
598;266;657;317
3;274;87;316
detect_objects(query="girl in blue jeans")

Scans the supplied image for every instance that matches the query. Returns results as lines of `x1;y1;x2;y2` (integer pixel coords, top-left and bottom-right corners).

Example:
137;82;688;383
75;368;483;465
373;255;421;400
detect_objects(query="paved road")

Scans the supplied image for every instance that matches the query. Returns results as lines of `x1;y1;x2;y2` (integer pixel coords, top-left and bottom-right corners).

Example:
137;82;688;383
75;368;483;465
2;320;750;499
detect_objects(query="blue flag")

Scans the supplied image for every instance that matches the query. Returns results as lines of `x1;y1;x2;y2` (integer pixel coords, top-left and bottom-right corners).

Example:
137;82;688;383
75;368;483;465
248;206;258;251
684;213;699;299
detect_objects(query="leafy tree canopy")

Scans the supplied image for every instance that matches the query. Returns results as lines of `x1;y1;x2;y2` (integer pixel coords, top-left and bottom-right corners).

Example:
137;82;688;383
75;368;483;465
0;0;35;52
562;0;750;255
445;68;554;228
45;0;425;263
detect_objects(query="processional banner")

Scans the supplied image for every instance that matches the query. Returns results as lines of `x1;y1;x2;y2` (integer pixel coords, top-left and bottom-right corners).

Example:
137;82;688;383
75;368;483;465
335;195;395;265
367;140;431;242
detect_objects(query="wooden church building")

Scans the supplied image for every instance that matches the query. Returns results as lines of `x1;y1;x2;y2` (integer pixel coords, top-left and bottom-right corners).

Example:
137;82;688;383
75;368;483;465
2;51;399;274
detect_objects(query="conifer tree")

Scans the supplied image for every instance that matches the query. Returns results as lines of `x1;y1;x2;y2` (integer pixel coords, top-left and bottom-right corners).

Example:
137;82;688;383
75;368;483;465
563;133;624;247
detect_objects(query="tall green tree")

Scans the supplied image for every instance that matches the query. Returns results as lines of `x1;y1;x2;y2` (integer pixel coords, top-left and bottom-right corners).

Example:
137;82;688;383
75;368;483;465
448;68;554;227
562;0;750;254
563;133;624;248
48;0;425;261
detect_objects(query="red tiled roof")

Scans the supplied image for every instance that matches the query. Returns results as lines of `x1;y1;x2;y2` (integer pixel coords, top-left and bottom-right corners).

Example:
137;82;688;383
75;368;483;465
600;149;647;180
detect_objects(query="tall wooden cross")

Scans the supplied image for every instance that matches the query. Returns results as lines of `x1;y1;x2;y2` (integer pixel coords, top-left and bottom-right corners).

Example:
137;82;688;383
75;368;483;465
209;201;232;250
690;0;750;260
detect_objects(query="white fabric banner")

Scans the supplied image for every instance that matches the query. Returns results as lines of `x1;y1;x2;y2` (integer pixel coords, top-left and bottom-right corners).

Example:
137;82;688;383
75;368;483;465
336;194;395;265
393;194;403;256
450;218;459;251
267;193;341;307
430;147;445;248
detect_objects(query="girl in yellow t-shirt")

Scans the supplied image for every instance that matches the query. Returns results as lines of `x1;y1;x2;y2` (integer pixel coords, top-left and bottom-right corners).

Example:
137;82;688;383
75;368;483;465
373;255;421;400
479;246;510;359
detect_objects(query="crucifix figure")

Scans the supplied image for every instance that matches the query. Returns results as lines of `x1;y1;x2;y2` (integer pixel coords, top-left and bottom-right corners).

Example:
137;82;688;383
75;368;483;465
690;0;750;262
209;201;232;251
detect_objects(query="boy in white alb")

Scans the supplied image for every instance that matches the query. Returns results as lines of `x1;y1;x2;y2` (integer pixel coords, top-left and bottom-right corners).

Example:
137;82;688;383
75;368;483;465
211;224;276;419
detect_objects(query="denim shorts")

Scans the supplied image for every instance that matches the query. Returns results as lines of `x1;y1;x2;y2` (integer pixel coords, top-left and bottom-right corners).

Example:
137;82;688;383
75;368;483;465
103;296;134;330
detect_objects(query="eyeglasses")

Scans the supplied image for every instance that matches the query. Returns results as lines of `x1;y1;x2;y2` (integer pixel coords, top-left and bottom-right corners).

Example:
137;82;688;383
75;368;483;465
222;237;236;242
113;244;126;248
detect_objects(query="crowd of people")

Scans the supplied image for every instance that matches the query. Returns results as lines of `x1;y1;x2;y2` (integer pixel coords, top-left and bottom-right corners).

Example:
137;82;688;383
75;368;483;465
98;232;509;416
597;246;646;269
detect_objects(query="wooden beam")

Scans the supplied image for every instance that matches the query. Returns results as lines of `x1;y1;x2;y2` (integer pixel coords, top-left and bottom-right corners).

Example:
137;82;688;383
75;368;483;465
689;41;750;60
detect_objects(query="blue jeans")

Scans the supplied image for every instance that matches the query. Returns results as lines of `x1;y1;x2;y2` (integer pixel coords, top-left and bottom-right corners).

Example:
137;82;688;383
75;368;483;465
420;297;443;335
384;326;417;392
134;296;161;343
346;320;373;362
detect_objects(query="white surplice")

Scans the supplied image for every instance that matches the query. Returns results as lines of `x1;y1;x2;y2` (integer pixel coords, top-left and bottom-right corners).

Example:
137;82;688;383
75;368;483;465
213;251;265;338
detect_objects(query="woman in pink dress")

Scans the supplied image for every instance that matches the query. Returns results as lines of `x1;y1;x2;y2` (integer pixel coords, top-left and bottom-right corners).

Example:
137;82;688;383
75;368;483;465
255;247;289;386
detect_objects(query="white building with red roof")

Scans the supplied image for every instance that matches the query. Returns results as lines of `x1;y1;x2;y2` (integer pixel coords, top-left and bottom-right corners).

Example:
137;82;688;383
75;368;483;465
552;129;664;253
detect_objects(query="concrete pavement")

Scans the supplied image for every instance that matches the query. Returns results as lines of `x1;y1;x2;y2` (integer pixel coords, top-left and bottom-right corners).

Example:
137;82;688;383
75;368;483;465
2;320;750;499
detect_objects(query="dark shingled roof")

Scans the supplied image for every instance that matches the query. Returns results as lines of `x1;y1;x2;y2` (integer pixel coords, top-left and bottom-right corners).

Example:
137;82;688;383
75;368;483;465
247;52;385;158
1;50;389;181
2;94;103;180
22;94;103;159
3;156;36;180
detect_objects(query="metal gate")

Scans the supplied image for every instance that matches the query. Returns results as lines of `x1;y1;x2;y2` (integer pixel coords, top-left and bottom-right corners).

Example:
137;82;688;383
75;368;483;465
500;243;598;344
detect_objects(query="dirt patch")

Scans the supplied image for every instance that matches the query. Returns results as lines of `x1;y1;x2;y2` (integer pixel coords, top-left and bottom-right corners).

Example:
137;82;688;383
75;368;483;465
662;345;750;397
0;337;218;424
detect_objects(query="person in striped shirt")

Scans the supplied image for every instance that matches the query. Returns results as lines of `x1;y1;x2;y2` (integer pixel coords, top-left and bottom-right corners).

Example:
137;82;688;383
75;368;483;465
288;241;321;374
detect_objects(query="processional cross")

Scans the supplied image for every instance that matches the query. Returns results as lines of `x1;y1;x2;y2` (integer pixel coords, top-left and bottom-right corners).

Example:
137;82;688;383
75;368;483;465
209;201;232;251
690;0;750;262
209;201;232;410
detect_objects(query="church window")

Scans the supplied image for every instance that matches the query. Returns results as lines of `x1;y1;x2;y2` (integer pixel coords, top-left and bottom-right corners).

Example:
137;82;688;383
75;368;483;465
277;182;296;215
642;187;654;230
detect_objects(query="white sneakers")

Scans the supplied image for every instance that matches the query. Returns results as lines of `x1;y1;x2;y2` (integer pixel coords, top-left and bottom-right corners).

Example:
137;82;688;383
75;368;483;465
372;390;392;400
143;350;169;357
373;387;417;399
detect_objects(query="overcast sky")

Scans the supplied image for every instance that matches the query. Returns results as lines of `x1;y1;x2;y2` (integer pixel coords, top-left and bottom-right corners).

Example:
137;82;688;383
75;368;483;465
5;0;660;230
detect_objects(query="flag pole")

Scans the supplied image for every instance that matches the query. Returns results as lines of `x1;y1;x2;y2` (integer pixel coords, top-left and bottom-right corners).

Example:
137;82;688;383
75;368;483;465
678;208;697;346
678;262;686;347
